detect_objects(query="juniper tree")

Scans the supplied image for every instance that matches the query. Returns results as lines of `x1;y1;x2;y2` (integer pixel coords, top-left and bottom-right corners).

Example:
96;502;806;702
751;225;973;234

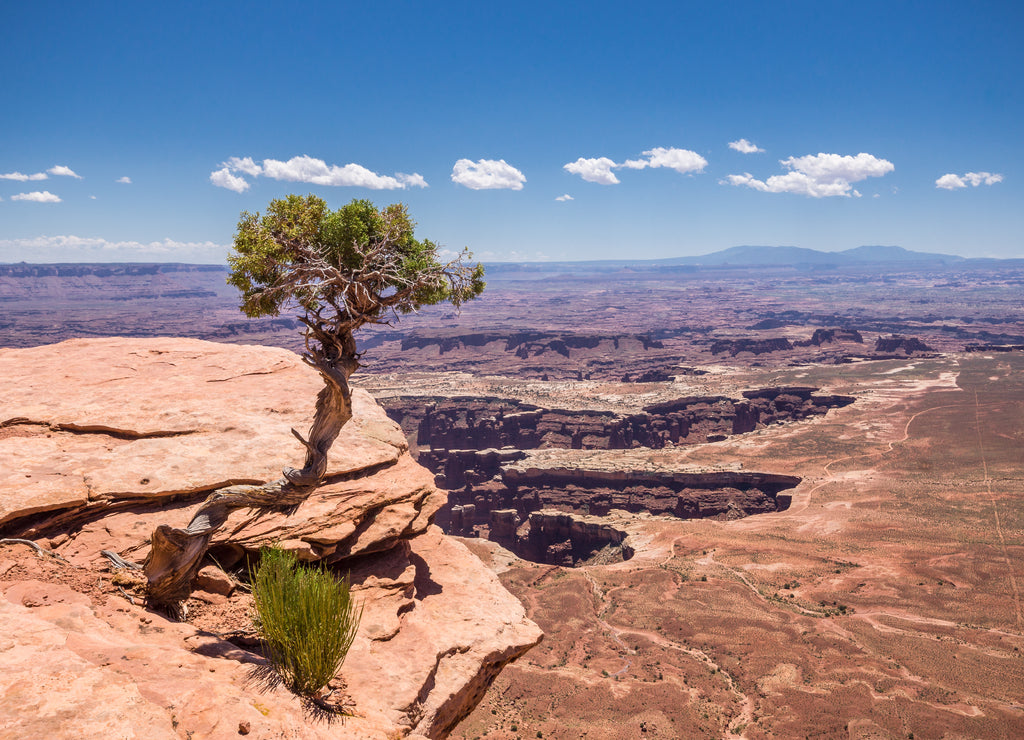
227;194;484;484
144;195;484;611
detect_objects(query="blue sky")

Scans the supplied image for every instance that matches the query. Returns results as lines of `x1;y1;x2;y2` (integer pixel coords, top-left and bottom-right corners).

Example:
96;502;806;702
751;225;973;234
2;0;1021;263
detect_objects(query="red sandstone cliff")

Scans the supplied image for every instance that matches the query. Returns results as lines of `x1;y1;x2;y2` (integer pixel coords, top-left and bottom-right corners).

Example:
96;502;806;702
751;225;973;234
0;338;541;739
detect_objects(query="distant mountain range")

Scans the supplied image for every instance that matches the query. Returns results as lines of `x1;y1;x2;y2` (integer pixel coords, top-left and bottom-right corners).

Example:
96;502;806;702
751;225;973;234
481;245;998;277
659;245;963;266
2;246;1014;278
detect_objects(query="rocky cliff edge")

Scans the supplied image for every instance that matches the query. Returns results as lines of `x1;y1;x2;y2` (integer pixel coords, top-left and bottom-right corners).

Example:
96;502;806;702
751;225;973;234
0;337;541;739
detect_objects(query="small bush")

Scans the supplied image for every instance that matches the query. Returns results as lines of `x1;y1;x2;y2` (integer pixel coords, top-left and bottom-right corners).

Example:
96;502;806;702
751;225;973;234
252;547;362;697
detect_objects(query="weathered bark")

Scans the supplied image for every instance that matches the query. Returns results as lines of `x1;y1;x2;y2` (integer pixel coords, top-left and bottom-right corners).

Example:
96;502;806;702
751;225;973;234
144;329;359;613
143;480;309;613
284;328;359;485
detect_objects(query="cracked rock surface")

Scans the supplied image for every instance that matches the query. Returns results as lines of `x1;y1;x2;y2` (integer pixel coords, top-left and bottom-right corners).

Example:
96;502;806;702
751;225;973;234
0;337;541;739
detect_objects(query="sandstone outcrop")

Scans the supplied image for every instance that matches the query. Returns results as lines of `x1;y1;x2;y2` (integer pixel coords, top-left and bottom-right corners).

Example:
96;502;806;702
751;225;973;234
0;338;541;739
524;509;633;566
964;343;1024;352
793;327;864;346
450;451;799;562
400;330;663;358
709;337;793;356
873;334;936;354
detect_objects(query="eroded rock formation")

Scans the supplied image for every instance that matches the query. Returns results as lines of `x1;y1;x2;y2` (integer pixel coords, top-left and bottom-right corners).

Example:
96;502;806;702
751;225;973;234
0;338;541;739
874;334;936;354
400;330;664;358
710;337;793;356
384;387;854;460
793;327;864;346
524;510;633;566
381;387;849;560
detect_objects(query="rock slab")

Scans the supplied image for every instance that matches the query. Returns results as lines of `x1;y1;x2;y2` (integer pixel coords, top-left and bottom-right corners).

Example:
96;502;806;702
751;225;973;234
0;338;541;739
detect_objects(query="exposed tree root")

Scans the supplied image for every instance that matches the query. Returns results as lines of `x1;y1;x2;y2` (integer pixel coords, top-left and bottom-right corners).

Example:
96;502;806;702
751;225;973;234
144;331;357;614
0;537;67;562
143;478;311;613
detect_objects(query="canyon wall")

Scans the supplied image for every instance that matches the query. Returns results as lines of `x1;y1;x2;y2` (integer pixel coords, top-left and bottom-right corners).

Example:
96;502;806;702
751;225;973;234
381;387;850;562
385;386;854;457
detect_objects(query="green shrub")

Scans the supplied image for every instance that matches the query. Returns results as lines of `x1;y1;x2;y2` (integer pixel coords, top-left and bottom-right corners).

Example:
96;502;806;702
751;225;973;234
252;546;362;697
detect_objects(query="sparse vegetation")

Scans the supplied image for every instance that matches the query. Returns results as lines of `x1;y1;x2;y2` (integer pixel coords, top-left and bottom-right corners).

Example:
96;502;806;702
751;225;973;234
252;546;362;697
143;196;484;610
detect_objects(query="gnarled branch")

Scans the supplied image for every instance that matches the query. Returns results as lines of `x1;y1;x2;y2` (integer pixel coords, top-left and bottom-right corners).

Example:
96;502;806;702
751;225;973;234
143;479;310;612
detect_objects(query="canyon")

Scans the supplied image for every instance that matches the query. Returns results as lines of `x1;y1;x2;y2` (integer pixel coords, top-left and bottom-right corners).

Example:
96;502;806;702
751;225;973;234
379;388;851;565
3;257;1024;738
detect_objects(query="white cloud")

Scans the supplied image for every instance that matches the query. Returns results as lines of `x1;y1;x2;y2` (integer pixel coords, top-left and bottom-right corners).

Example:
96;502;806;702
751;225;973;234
1;164;81;181
224;156;263;177
451;158;526;190
212;154;427;191
936;171;1003;189
935;173;966;190
783;153;893;182
396;172;429;188
565;147;707;184
210;167;250;193
262;157;391;188
89;195;97;200
261;155;422;189
564;157;620;184
620;158;649;170
723;152;894;198
0;235;229;263
116;176;132;184
728;138;764;154
48;165;81;179
965;171;1003;186
0;171;48;181
11;191;62;203
555;194;573;201
637;147;707;174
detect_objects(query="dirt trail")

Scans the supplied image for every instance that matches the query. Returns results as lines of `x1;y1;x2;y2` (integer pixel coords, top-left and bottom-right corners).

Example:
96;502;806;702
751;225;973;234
974;389;1024;631
582;570;634;677
697;551;830;619
785;399;974;518
582;566;756;738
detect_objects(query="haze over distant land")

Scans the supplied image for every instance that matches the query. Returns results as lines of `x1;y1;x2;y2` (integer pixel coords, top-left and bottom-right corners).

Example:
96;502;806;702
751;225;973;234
482;245;977;272
2;2;1022;262
0;244;1005;271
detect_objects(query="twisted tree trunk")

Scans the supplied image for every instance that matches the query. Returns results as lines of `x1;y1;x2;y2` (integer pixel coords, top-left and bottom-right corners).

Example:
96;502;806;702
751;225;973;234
283;330;358;486
144;480;309;613
143;329;359;614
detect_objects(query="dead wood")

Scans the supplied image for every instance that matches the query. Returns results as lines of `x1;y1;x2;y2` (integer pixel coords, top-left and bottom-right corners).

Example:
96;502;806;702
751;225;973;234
0;537;67;562
283;329;358;487
144;328;359;612
143;479;311;614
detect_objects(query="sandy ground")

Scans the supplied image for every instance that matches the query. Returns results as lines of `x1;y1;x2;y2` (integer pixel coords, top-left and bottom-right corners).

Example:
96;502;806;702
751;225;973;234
450;353;1024;740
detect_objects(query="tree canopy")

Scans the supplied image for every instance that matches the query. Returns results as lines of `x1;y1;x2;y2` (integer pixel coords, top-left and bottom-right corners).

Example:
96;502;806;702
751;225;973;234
227;194;485;336
226;194;485;487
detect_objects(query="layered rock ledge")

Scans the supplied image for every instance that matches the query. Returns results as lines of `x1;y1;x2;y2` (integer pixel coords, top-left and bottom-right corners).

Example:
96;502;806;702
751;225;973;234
380;390;839;561
0;337;541;739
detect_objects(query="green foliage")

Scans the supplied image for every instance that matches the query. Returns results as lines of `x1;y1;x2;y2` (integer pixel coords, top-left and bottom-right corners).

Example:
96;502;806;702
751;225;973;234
226;194;485;323
251;547;362;697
